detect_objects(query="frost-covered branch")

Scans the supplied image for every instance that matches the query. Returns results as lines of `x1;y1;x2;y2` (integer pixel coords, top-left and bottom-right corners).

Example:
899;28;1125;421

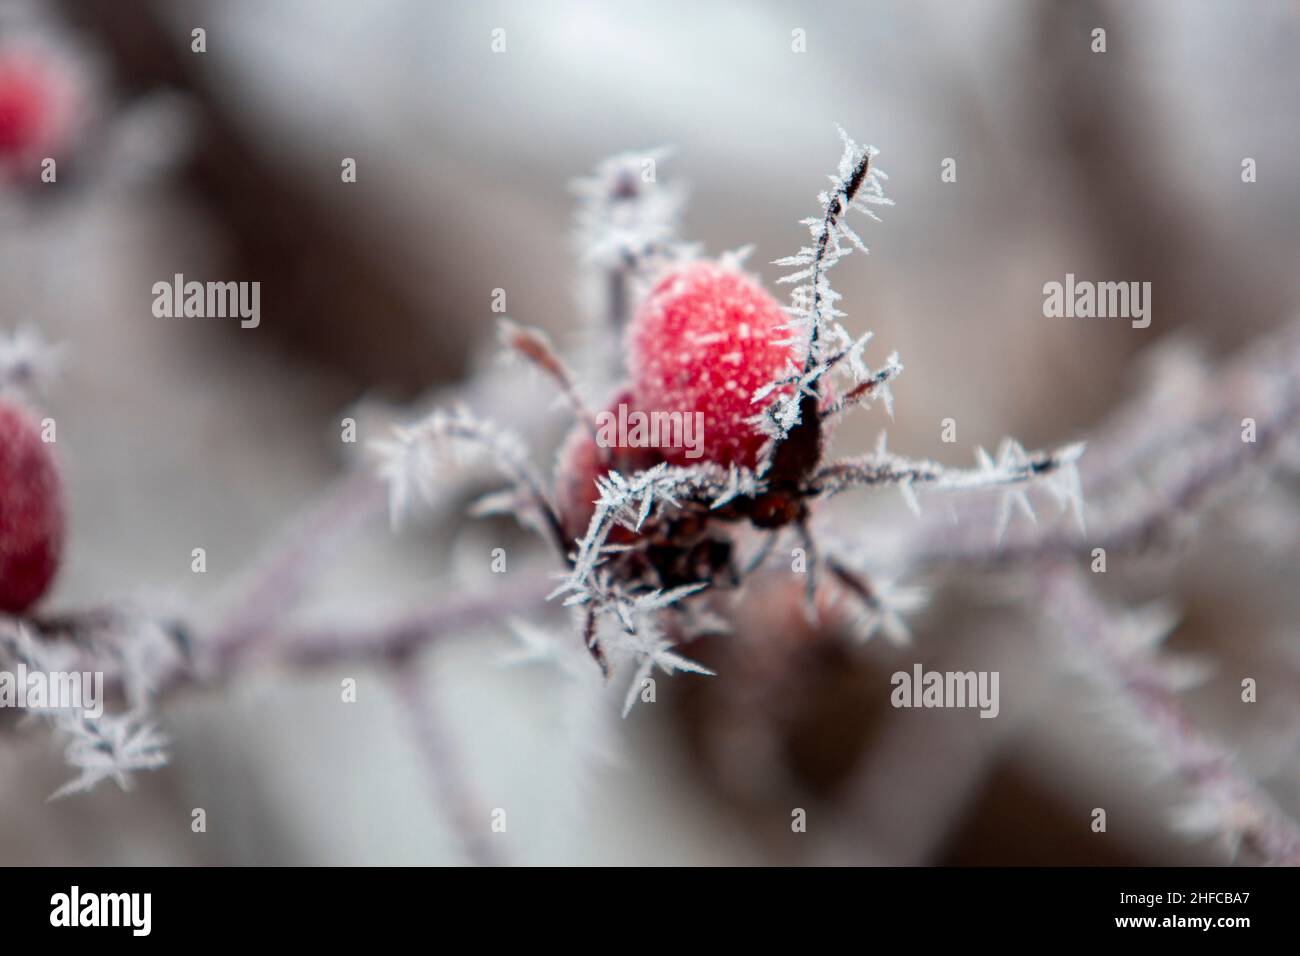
571;147;691;375
758;127;894;444
33;572;555;706
1042;566;1300;864
0;461;549;799
271;573;553;669
903;318;1300;568
807;432;1086;544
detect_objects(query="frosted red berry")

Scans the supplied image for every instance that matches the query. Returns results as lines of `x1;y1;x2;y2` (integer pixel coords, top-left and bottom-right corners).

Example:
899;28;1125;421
0;401;63;613
627;260;799;468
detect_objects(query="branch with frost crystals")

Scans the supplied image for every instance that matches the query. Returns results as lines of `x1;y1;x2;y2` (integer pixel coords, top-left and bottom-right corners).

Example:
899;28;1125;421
572;147;686;276
0;622;168;798
554;462;757;602
551;494;728;712
49;714;169;800
569;585;714;718
18;604;190;715
550;553;718;713
571;147;692;367
784;127;891;371
760;127;894;442
371;404;568;557
750;346;903;453
82;572;554;704
804;433;1085;543
0;435;388;795
1042;567;1300;864
904;318;1300;569
26;577;551;806
275;573;553;669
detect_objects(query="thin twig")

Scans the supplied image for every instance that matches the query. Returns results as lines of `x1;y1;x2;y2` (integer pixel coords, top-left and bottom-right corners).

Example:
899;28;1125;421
272;574;553;671
202;469;387;670
804;148;873;375
391;653;503;866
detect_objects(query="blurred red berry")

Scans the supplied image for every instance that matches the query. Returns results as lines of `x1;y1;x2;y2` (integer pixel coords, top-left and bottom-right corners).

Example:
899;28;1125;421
627;260;799;468
0;401;63;613
554;389;663;543
0;49;76;172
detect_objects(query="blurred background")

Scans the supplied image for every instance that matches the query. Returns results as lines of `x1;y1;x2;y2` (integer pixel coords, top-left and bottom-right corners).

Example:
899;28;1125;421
1;0;1298;864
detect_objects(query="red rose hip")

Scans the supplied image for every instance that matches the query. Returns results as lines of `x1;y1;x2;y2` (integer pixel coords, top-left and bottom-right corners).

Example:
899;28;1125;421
0;401;63;613
626;260;799;468
554;389;663;543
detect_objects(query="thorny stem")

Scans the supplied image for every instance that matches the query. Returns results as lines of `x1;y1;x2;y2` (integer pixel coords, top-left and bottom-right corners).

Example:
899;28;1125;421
220;572;554;677
8;487;553;706
804;148;872;376
1044;566;1300;865
907;364;1300;569
802;443;1076;500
